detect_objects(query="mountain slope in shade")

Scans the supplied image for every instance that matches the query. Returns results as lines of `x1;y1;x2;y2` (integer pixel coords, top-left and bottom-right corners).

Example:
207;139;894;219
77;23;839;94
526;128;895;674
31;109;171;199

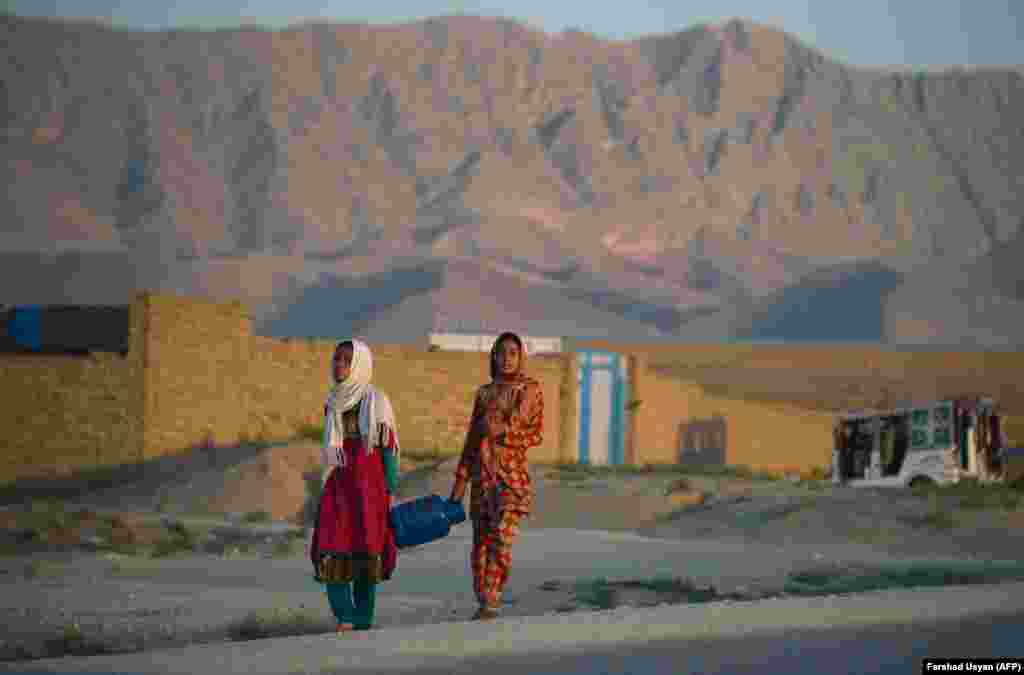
259;257;666;341
883;229;1024;349
2;14;1023;345
258;261;446;339
735;260;904;342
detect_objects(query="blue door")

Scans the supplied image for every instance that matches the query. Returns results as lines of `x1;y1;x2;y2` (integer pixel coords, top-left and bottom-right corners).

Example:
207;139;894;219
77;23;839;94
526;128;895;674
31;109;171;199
576;350;627;465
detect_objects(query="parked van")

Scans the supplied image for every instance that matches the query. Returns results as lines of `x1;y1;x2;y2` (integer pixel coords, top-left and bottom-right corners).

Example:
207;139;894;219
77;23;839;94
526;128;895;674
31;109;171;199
832;398;1005;487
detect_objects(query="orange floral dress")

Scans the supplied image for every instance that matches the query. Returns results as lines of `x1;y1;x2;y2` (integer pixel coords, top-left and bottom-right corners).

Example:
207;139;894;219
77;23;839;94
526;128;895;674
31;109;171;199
453;375;543;608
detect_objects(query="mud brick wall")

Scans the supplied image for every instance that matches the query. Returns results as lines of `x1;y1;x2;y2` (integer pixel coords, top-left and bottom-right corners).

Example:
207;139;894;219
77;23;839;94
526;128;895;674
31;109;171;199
139;293;253;458
630;352;862;473
0;352;143;482
368;346;571;463
630;355;708;465
0;297;146;484
244;335;335;441
700;395;835;474
237;341;572;463
141;296;573;464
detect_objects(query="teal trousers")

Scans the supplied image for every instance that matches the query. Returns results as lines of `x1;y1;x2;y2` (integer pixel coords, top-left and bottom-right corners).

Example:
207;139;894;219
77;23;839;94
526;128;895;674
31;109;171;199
326;578;376;629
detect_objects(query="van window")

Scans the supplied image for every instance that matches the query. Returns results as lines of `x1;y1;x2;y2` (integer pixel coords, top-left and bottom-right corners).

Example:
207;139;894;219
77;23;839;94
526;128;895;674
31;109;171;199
909;404;954;451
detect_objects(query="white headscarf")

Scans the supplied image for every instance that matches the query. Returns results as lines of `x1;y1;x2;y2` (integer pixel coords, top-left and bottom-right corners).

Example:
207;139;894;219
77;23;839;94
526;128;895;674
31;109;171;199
322;339;401;469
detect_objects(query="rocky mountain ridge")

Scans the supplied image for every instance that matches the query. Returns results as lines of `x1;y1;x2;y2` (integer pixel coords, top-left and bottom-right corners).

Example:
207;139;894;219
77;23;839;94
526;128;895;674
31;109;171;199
2;13;1022;346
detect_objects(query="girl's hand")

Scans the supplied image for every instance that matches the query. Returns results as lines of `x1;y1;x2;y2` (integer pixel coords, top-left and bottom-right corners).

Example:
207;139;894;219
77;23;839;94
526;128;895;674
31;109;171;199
484;410;507;437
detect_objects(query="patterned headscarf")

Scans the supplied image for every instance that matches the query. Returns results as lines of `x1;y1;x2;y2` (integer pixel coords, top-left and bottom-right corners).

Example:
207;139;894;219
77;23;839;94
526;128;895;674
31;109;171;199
490;332;527;382
322;339;401;467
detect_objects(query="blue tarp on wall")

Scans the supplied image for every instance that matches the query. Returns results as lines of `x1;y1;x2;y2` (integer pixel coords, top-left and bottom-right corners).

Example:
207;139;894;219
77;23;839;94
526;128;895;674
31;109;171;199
8;305;42;351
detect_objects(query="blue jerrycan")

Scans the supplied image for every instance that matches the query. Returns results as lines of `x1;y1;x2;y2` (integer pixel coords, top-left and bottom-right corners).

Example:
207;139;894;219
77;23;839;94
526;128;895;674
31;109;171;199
389;494;467;549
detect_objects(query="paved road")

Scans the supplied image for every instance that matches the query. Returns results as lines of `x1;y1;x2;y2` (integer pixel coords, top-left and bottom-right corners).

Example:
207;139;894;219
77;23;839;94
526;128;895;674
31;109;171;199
407;612;1024;675
7;582;1024;674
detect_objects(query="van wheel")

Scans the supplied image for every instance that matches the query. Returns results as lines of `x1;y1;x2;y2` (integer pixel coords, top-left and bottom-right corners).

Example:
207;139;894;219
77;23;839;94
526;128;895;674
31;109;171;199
908;476;935;489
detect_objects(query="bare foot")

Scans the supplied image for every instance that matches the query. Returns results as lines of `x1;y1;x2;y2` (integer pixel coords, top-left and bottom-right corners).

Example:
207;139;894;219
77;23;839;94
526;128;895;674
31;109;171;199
336;623;355;633
472;606;500;621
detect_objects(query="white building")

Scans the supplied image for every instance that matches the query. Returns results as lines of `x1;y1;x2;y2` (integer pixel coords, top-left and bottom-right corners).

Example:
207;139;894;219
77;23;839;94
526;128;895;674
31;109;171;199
428;332;563;355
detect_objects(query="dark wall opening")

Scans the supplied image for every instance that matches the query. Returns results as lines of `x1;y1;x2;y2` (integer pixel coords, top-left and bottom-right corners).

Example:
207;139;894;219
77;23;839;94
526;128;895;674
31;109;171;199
678;415;728;466
1;305;130;354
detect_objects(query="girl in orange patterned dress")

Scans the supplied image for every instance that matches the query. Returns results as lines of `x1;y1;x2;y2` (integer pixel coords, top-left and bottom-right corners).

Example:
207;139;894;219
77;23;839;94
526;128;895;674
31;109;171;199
449;332;544;620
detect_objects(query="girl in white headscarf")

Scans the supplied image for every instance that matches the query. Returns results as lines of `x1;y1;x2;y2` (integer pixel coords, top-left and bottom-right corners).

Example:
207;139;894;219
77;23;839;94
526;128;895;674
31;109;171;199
309;339;401;633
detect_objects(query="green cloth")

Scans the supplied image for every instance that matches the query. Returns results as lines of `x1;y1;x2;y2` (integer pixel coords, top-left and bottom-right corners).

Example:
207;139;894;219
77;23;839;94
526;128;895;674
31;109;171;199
880;428;896;469
326;579;376;629
382;452;398;494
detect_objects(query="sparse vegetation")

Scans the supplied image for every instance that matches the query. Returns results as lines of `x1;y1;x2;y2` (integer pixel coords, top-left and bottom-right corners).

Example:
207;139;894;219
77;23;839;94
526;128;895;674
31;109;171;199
902;481;1022;529
561;559;1024;615
104;552;167;576
612;577;722;602
654;503;706;523
227;607;330;641
541;461;782;482
151;521;197;558
779;496;823;525
296;423;323;442
272;531;306;557
572;578;620;610
44;622;82;655
238;432;278;447
23;499;68;536
0;463;138;505
917;508;957;530
38;621;115;660
911;479;1022;511
847;525;905;547
272;539;297;557
25;558;66;579
0;541;23;557
803;466;830;481
664;477;693;494
155;494;172;513
785;560;1024;596
402;447;450;462
105;555;126;576
568;576;739;611
904;491;958;530
242;511;272;524
61;622;83;642
220;542;256;558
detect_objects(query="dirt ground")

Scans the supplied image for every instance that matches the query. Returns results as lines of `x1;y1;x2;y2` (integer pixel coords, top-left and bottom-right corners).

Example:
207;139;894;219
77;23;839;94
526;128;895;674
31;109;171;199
1;443;1023;664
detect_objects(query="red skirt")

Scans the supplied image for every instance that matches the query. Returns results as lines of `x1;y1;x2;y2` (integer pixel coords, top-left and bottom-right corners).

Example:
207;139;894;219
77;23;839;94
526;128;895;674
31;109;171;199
310;439;396;583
